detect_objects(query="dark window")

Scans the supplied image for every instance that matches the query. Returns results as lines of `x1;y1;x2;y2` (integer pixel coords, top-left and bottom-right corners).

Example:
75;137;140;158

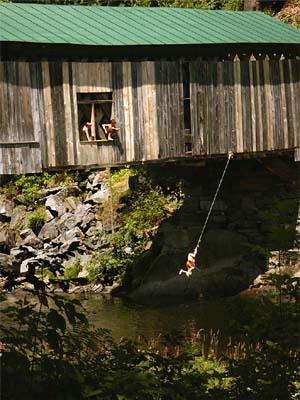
77;92;113;142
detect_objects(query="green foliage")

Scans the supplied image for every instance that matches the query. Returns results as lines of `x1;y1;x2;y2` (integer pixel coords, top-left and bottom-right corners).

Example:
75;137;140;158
1;0;243;9
88;251;132;284
228;341;300;400
154;0;242;9
228;273;300;345
13;174;44;205
63;258;82;279
1;273;300;399
26;208;46;233
273;0;300;28
88;168;184;285
110;166;134;186
0;170;87;207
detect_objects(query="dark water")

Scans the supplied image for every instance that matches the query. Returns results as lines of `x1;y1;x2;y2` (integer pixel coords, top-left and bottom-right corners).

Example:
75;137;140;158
78;294;235;342
1;291;237;343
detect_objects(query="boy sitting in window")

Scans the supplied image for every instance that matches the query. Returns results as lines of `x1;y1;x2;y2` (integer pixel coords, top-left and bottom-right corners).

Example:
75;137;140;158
102;119;120;141
82;121;93;141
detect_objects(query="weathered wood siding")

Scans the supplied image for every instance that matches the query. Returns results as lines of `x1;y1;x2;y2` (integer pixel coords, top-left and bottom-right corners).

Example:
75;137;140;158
0;62;43;173
0;59;299;174
190;60;300;156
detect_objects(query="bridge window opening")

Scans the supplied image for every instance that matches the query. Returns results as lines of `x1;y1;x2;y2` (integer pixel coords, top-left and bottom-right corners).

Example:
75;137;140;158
77;92;113;142
183;62;192;154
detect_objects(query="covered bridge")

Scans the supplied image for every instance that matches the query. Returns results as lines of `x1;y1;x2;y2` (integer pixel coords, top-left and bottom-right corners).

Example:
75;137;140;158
0;3;300;174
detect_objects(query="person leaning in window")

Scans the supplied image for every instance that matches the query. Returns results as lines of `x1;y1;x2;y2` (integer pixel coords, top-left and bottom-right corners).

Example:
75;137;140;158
102;119;120;141
82;121;93;141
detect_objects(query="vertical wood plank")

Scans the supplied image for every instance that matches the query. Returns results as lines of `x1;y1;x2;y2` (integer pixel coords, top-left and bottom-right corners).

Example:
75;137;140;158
269;61;283;149
249;61;257;152
224;61;236;153
279;61;289;149
155;61;166;159
69;62;79;166
112;62;126;163
282;60;294;148
49;62;68;167
62;62;75;165
42;61;56;167
122;61;135;162
263;60;274;150
141;61;159;160
240;61;252;153
290;59;300;147
253;62;264;151
131;62;144;161
217;62;225;154
234;61;243;153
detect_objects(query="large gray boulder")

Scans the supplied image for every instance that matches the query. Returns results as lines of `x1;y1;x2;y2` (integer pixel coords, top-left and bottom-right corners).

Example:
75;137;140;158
9;206;27;230
45;195;67;217
38;220;59;241
0;253;13;275
0;224;15;252
128;229;265;300
0;195;14;221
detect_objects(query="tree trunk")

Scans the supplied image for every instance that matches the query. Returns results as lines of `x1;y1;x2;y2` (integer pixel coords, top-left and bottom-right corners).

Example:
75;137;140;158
244;0;258;10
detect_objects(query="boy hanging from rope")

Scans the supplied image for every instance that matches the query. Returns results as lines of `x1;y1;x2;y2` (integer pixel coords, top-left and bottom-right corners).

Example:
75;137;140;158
179;251;196;277
178;152;234;278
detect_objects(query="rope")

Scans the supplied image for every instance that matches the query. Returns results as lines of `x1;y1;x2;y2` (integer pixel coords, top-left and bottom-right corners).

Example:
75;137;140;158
193;152;233;256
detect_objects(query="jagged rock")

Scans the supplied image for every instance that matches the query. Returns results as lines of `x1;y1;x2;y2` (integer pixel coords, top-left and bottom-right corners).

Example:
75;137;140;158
102;283;120;294
129;229;265;299
21;236;43;249
74;204;95;231
0;195;14;221
85;221;103;236
20;228;34;239
87;173;95;183
84;185;110;204
44;209;55;223
0;225;15;253
56;212;79;233
19;244;39;257
64;196;81;212
10;247;24;260
82;239;103;251
91;171;109;188
19;252;55;274
78;266;89;279
0;253;13;275
9;205;27;230
17;229;43;249
43;245;61;256
45;195;67;217
63;226;84;242
92;283;104;293
38;220;59;241
41;186;64;196
20;257;41;274
60;238;81;254
57;185;81;198
68;286;83;294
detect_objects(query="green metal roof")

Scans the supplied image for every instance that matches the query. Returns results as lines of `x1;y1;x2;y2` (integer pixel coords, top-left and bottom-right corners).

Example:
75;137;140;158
0;3;299;46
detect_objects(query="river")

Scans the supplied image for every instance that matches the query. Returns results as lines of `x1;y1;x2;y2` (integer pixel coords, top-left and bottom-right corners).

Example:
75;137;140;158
78;293;235;342
1;291;239;347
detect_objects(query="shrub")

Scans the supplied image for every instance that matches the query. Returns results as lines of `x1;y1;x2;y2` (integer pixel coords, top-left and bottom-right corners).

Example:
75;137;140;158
26;208;46;234
63;259;82;280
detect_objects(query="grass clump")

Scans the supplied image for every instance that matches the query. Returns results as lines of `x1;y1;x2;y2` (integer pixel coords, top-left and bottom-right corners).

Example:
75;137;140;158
26;208;46;234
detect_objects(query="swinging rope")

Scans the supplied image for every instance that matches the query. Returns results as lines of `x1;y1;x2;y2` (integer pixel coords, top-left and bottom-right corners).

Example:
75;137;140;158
193;152;233;257
179;152;233;277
